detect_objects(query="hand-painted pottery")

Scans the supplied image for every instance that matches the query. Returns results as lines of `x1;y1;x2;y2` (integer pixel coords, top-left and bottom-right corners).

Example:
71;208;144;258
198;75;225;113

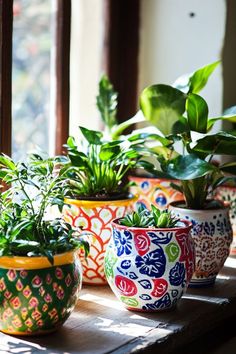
129;176;183;210
104;219;194;311
169;201;233;287
63;196;136;285
0;252;82;336
215;186;236;256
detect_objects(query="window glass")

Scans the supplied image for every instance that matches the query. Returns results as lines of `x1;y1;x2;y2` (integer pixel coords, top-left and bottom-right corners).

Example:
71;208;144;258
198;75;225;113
12;0;53;159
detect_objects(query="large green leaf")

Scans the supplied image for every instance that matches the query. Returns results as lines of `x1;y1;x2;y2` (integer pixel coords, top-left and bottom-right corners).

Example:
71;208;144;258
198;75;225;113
161;154;216;180
186;93;208;133
193;131;236;155
188;61;220;94
99;143;121;161
140;84;187;135
128;132;171;146
79;126;103;145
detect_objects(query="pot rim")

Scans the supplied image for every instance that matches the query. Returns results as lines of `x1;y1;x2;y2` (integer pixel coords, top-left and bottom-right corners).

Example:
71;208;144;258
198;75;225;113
128;175;179;183
64;194;138;208
0;250;76;270
112;218;192;232
169;200;230;213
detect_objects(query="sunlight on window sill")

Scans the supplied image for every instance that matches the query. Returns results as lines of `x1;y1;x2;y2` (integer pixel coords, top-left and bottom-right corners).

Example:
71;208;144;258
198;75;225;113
224;256;236;269
183;293;229;304
79;293;127;311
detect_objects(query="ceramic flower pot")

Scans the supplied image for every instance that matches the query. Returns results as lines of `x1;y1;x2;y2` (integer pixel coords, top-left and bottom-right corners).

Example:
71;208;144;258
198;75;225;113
0;251;82;336
215;186;236;256
63;196;136;285
104;219;194;311
129;176;183;210
169;201;233;287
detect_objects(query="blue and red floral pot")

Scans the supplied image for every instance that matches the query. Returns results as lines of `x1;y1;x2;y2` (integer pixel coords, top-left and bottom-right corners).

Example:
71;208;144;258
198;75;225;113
0;251;82;335
104;219;194;312
169;201;233;287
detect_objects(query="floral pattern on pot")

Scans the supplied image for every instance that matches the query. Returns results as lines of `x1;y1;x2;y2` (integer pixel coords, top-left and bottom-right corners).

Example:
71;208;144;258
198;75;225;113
0;252;82;335
169;202;233;287
215;186;236;256
104;219;194;311
129;177;183;210
63;197;136;284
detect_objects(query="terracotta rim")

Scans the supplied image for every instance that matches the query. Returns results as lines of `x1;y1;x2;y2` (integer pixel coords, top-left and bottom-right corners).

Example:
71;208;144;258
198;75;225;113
0;251;75;270
64;194;138;208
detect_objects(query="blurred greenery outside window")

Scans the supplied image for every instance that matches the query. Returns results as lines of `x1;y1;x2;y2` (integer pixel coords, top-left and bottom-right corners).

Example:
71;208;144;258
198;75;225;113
12;0;53;160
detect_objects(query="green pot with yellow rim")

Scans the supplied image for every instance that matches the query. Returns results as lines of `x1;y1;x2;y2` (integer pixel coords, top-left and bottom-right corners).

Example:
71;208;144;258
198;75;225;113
63;195;137;285
0;251;82;336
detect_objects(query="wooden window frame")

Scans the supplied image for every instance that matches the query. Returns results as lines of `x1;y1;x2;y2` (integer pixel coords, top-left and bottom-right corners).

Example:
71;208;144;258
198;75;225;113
0;0;140;156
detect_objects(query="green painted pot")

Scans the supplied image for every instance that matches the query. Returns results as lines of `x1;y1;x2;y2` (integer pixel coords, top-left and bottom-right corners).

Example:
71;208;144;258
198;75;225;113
0;251;82;336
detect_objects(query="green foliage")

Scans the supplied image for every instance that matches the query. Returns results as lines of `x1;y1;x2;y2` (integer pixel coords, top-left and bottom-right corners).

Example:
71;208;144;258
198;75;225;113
96;75;118;132
119;204;179;228
63;126;157;199
0;154;89;263
139;61;236;209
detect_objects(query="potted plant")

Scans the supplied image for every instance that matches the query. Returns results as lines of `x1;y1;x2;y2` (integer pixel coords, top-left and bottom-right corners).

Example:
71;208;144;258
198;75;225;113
104;205;194;311
139;61;236;287
62;125;162;285
0;154;88;335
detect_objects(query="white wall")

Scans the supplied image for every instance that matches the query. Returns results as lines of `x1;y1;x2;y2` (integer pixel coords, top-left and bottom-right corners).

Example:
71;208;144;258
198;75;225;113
139;0;226;120
70;0;104;137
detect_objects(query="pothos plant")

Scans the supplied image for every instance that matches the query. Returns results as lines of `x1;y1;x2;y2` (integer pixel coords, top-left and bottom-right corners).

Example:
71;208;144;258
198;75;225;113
0;154;89;263
62;126;169;200
139;61;236;209
119;204;179;228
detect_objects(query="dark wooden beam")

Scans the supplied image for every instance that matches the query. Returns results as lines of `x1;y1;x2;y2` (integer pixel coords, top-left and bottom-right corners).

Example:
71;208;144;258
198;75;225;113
103;0;140;123
0;1;13;156
55;0;71;155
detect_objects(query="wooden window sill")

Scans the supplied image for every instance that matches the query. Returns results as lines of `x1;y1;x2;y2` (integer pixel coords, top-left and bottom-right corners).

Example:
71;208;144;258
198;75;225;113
1;256;236;353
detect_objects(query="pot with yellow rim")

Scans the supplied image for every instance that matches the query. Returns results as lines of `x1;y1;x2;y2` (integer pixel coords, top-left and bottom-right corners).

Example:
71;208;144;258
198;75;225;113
63;195;137;285
0;251;82;336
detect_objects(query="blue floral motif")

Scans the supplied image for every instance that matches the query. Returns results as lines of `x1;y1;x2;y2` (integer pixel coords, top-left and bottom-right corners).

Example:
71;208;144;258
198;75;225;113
155;194;167;207
128;272;138;280
138;279;152;289
148;231;173;245
114;229;132;256
169;262;185;286
203;222;215;236
140;294;152;301
135;248;166;278
121;260;131;269
142;293;172;311
141;181;149;190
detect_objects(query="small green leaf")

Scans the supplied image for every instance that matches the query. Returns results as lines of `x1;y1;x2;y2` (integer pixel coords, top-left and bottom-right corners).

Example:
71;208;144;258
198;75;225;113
79;126;103;145
186;93;208;133
188;61;220;94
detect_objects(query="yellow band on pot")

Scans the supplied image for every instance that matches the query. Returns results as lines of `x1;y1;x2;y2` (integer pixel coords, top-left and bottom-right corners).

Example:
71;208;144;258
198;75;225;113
64;195;138;208
0;251;75;270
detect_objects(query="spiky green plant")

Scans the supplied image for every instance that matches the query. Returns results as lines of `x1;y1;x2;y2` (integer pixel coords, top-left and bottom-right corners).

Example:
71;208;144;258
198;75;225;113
119;204;179;228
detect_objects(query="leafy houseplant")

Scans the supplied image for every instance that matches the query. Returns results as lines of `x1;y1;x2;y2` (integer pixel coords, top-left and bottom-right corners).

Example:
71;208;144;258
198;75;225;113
104;205;195;311
139;61;236;286
0;154;88;335
62;125;161;284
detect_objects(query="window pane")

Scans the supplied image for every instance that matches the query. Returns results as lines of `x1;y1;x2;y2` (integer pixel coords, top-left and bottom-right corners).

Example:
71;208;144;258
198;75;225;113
12;0;53;160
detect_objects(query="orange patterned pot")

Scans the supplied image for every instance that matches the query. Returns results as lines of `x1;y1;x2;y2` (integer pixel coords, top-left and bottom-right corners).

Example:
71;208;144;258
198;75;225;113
0;252;82;336
63;196;137;285
129;176;183;210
